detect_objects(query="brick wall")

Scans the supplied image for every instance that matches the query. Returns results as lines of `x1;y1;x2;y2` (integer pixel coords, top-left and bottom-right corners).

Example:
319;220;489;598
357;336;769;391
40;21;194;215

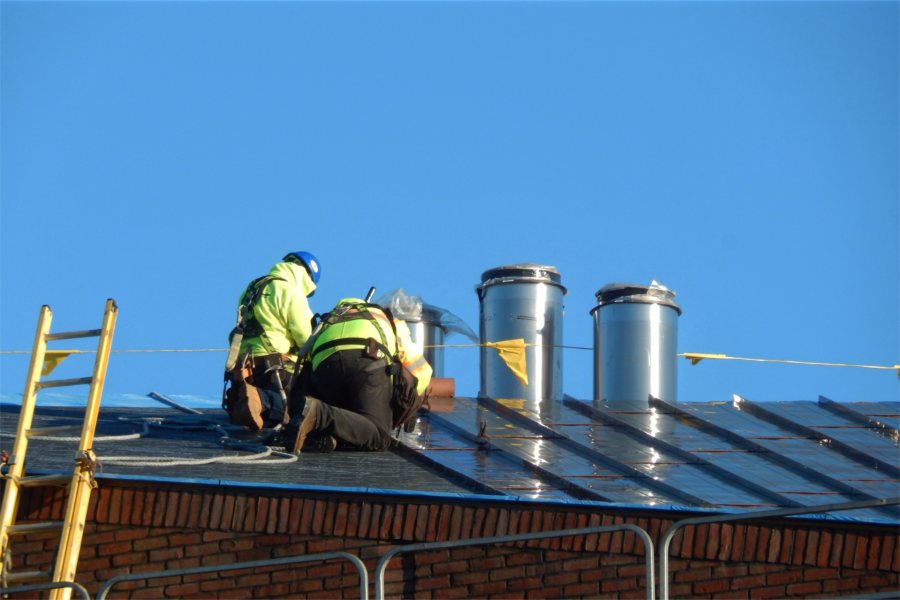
5;479;899;598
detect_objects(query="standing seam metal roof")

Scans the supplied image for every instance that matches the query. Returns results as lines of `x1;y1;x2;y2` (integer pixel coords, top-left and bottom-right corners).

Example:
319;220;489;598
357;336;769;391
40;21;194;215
2;393;898;524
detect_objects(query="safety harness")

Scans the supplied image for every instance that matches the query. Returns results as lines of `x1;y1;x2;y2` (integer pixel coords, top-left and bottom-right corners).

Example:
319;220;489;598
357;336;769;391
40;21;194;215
222;275;290;430
307;301;429;433
237;275;286;339
310;301;396;363
223;274;286;371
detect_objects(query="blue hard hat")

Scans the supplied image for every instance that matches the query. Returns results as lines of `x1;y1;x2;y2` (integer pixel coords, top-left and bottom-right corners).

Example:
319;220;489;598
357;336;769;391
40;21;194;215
283;251;321;284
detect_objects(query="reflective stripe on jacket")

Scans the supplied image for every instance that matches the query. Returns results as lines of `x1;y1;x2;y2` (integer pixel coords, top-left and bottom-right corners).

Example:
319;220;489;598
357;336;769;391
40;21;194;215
394;320;433;395
310;301;433;395
311;302;397;371
238;261;316;359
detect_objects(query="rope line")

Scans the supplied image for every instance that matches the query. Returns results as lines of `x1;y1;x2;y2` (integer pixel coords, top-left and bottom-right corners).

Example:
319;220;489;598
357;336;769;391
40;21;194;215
425;343;594;350
98;447;298;467
680;352;900;373
4;409;299;466
0;421;150;442
0;349;224;354
1;347;896;374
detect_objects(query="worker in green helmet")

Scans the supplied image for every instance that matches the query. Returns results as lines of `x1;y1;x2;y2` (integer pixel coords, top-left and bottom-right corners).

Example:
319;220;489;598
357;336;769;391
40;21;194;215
222;251;322;431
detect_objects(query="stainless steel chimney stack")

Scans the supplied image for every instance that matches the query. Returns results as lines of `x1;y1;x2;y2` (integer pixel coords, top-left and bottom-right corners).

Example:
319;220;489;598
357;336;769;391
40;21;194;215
405;306;446;377
477;264;566;406
591;282;681;402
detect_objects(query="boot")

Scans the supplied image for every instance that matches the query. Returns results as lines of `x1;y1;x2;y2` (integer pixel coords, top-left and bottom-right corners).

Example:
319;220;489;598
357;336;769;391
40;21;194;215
290;396;321;454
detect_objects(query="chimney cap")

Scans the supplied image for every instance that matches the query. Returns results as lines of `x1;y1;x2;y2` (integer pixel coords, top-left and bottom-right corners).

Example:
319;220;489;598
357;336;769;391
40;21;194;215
478;263;566;293
594;281;682;314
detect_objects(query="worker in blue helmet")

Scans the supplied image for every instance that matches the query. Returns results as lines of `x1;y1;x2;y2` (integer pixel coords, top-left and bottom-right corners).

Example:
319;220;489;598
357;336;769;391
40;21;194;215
222;251;321;431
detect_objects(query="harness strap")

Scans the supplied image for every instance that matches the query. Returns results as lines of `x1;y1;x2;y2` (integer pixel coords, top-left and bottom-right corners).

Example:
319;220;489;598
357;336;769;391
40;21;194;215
238;275;286;340
318;303;397;358
311;337;392;360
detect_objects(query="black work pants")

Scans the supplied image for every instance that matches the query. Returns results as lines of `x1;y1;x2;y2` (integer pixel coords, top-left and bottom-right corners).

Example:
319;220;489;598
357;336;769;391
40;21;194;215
308;350;394;451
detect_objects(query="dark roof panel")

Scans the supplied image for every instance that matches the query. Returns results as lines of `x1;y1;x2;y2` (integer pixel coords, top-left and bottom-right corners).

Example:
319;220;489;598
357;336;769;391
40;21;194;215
3;393;897;524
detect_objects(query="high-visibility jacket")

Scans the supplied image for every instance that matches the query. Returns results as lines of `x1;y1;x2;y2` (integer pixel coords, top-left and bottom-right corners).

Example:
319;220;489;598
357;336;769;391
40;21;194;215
393;319;433;395
238;261;316;359
311;299;433;395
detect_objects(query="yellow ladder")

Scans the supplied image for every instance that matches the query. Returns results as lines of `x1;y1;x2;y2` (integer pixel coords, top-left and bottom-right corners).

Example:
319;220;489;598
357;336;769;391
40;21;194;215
0;299;118;599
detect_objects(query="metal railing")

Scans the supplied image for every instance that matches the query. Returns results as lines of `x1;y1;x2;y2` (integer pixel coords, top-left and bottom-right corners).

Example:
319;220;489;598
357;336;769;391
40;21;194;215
96;551;369;600
374;524;655;600
659;497;900;599
0;581;91;600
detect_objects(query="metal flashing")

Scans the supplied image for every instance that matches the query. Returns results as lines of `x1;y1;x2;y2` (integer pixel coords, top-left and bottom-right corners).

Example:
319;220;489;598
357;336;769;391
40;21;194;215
818;395;900;443
650;397;900;520
734;395;900;478
564;397;802;508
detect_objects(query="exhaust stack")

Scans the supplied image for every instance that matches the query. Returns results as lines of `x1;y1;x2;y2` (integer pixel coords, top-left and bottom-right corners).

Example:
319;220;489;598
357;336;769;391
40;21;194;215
405;305;446;377
591;281;681;403
477;264;566;407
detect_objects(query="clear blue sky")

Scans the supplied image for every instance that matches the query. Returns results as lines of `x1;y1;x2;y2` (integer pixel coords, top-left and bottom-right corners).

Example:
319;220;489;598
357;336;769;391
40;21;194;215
1;0;898;405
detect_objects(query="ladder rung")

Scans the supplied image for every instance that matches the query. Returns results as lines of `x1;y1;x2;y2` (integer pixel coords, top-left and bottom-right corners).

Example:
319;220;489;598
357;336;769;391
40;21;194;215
7;521;64;535
18;474;72;487
36;377;93;389
2;570;52;584
26;425;83;436
45;329;101;341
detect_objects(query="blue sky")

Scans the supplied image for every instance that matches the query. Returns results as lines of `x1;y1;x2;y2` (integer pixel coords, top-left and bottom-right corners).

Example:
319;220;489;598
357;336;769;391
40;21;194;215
1;0;898;405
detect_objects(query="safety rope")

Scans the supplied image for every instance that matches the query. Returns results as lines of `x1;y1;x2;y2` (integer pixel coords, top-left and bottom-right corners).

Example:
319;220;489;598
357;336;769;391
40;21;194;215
680;352;900;378
1;346;897;376
0;421;151;443
98;447;297;467
428;345;899;377
1;412;298;466
0;349;224;355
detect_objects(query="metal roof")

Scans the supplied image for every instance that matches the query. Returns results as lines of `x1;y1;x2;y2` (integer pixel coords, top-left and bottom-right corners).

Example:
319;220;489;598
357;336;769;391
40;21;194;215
2;393;897;523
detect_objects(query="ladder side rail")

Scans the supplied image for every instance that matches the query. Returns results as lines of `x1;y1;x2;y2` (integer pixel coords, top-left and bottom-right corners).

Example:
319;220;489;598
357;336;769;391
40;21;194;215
76;299;117;452
51;299;117;599
0;306;52;566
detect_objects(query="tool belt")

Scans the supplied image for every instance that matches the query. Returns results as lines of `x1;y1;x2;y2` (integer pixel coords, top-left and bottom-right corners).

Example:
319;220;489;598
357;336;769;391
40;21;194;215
251;353;295;372
223;353;294;431
222;355;265;430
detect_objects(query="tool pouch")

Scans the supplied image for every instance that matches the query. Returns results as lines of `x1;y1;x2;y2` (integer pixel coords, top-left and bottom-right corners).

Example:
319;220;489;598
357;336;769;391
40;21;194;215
222;356;265;430
389;360;430;433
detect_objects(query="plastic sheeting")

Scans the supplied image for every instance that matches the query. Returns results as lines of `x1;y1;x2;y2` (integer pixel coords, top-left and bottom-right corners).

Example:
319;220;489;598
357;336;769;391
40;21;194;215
376;289;478;342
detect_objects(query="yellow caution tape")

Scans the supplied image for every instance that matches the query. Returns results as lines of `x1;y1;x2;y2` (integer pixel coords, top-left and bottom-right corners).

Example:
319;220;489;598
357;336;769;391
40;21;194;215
681;353;900;380
682;353;728;366
434;339;531;385
42;350;76;376
484;339;529;386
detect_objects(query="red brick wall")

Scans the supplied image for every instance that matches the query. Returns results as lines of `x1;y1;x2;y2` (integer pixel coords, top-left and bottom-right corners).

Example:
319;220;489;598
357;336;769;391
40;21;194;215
5;480;899;598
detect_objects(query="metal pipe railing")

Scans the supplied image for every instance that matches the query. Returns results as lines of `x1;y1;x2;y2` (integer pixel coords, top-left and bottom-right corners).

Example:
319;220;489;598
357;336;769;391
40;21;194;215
374;524;655;600
0;581;91;600
659;497;900;599
97;551;368;600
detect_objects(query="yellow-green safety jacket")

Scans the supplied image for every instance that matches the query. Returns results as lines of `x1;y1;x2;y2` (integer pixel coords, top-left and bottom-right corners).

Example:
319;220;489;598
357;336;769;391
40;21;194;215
238;261;316;361
311;299;433;395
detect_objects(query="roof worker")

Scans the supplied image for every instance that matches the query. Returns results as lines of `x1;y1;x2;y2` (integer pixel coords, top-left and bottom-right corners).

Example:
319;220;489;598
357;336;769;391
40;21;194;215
222;251;321;431
284;296;432;453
